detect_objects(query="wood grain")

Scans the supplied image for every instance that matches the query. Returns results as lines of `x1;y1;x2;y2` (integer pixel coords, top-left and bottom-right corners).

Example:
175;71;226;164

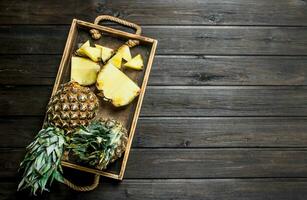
135;117;307;148
1;55;307;86
1;179;307;200
2;117;307;148
1;0;307;26
2;26;307;55
2;0;307;198
3;148;307;179
2;86;307;117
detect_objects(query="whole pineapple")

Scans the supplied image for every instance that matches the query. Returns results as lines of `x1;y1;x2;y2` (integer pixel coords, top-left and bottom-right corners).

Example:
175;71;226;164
68;119;128;169
46;82;99;133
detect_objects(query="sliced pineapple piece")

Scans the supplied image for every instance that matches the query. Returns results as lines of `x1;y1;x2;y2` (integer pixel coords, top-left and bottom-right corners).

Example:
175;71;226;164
124;54;144;70
96;63;140;107
117;45;131;61
71;56;100;86
76;40;90;56
107;53;122;69
82;46;101;62
95;44;114;62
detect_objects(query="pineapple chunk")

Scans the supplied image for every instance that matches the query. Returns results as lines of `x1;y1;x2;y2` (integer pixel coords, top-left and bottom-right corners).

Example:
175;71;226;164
82;46;101;62
71;56;100;86
95;44;114;62
96;63;140;107
117;45;131;61
124;54;144;70
107;53;122;69
76;40;90;56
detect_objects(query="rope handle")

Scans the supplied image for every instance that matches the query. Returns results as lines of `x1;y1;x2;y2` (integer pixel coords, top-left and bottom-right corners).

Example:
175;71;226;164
89;15;142;47
63;174;100;192
63;16;141;192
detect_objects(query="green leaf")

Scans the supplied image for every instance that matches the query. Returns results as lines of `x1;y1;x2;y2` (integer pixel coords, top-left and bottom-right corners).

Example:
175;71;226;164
53;171;64;183
17;127;66;195
46;144;55;156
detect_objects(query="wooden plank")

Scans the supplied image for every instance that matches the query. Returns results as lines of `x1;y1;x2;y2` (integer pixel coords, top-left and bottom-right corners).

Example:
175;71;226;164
0;55;60;85
2;179;307;200
2;55;307;86
3;117;307;148
2;86;307;117
0;117;42;148
4;148;307;178
2;26;307;55
149;56;307;86
1;0;307;26
143;86;307;117
135;117;307;148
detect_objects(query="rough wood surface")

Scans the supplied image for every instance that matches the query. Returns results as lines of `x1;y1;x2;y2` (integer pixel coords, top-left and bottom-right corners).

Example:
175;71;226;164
2;55;307;86
3;148;307;179
2;117;307;148
3;178;307;200
2;86;307;117
1;0;307;26
2;0;307;199
2;26;307;55
1;179;307;200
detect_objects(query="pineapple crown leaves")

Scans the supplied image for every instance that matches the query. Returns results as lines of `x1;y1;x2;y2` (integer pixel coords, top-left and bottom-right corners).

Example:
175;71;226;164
17;127;66;195
68;120;128;169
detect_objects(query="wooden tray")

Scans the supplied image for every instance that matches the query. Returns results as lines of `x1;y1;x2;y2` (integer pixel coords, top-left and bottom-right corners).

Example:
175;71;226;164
47;16;157;180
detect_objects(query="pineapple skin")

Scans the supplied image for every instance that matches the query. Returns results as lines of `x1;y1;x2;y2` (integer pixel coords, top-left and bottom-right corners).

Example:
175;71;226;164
46;82;99;133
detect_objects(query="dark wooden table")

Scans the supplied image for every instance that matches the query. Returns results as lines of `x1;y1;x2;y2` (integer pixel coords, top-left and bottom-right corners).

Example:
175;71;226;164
1;0;307;199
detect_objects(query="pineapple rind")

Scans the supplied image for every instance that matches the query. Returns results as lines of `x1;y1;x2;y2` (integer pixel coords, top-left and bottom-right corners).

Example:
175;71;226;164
46;82;99;133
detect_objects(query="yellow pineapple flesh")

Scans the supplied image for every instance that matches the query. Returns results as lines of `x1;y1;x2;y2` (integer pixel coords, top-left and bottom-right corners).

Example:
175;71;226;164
124;54;144;70
96;63;140;107
117;45;131;61
76;40;90;56
107;53;122;69
95;44;114;62
71;56;100;86
82;46;101;62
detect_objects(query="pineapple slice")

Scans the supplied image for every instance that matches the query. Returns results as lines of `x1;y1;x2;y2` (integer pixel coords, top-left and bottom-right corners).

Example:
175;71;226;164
95;44;114;62
71;56;100;86
117;45;131;61
96;63;140;107
107;53;122;68
124;54;144;70
76;40;90;56
82;46;101;62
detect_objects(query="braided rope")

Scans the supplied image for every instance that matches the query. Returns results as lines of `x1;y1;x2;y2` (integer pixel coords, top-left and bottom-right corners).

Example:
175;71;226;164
64;175;100;192
89;15;141;47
